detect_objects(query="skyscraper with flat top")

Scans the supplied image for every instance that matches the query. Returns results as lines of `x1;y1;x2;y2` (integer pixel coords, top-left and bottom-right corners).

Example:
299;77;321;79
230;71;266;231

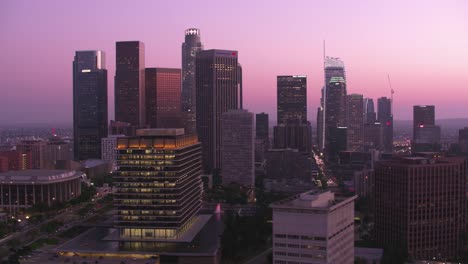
114;129;202;240
182;29;204;134
196;49;242;173
377;97;393;152
115;41;145;127
346;94;364;151
277;76;307;125
145;68;182;128
221;109;254;188
413;105;435;139
413;105;439;152
73;50;108;160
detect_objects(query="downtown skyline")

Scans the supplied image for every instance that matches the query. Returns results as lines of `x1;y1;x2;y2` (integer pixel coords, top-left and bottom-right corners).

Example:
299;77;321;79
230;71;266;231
1;0;468;124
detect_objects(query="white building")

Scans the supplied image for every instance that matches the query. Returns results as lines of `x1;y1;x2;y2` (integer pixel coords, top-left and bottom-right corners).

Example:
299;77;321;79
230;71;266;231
271;190;357;264
101;135;124;170
221;109;254;188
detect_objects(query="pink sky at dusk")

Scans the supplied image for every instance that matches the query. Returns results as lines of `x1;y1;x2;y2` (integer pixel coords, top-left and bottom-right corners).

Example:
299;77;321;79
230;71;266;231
1;0;467;124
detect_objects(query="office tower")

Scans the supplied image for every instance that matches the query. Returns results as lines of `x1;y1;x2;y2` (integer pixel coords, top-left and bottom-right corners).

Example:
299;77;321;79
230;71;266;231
346;94;364;151
272;191;356;264
412;105;440;152
362;122;383;151
73;51;108;160
115;41;145;127
256;112;269;141
109;120;135;136
320;57;346;152
16;140;45;169
413;105;435;139
324;76;347;159
182;28;204;134
328;126;347;161
363;98;376;124
196;50;242;173
145;68;183;128
459;127;468;153
273;123;312;153
266;149;311;182
42;140;73;167
277;76;307;124
377;97;393;152
221;109;254;188
101;135;124;169
317;106;323;148
114;129;202;240
374;156;467;260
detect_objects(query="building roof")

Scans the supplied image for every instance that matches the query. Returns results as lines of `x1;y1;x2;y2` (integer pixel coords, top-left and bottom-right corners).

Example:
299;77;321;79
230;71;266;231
0;170;84;184
271;190;357;211
82;159;107;168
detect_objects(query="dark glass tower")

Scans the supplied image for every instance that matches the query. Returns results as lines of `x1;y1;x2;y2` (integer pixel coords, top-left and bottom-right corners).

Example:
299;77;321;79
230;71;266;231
413;105;440;152
196;50;242;173
256;112;269;141
413;105;435;139
145;68;182;128
377;97;393;152
114;129;202;240
363;98;376;124
277;76;307;125
73;51;108;160
346;94;363;151
115;41;145;127
182;29;204;134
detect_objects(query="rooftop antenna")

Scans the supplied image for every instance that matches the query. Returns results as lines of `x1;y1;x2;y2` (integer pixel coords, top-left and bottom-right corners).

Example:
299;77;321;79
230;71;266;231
387;74;394;115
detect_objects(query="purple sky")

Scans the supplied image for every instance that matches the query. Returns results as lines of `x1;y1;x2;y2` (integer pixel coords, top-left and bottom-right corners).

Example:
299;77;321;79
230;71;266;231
1;0;467;125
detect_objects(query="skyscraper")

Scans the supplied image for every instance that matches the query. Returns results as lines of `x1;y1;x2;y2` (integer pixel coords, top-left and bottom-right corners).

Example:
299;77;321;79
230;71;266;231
115;41;145;127
377;97;393;152
196;50;242;173
271;191;356;264
277;76;307;125
363;98;376;124
256;112;269;141
221;109;254;188
145;68;182;128
346;94;364;151
413;105;440;152
182;28;204;134
73;50;108;161
325;76;347;159
114;129;202;240
374;156;467;260
16;140;45;169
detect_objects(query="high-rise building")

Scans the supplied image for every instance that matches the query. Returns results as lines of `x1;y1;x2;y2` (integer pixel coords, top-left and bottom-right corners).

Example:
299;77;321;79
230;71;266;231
320;57;346;153
377;97;393;152
374;156;467;260
182;28;204;134
346;94;364;151
109;120;135;136
195;50;242;173
324;76;347;158
362;122;383;151
101;135;124;169
115;41;145;127
0;151;32;172
266;149;311;182
73;50;108;160
277;76;307;124
459;127;468;153
114;129;202;240
271;191;356;264
412;105;440;152
42;139;73;167
256;112;269;141
363;98;376;124
16;140;46;169
273;123;312;153
145;68;182;128
221;109;254;188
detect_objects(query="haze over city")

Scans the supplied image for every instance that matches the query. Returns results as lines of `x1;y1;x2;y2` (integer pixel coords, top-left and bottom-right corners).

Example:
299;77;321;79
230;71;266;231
1;0;467;125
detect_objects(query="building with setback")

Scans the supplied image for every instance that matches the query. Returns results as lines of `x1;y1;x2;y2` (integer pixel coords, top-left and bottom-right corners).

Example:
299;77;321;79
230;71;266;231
115;41;145;127
221;109;254;188
114;129;202;241
374;156;467;260
72;51;108;160
145;68;183;128
271;191;356;264
182;28;204;134
195;50;242;173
